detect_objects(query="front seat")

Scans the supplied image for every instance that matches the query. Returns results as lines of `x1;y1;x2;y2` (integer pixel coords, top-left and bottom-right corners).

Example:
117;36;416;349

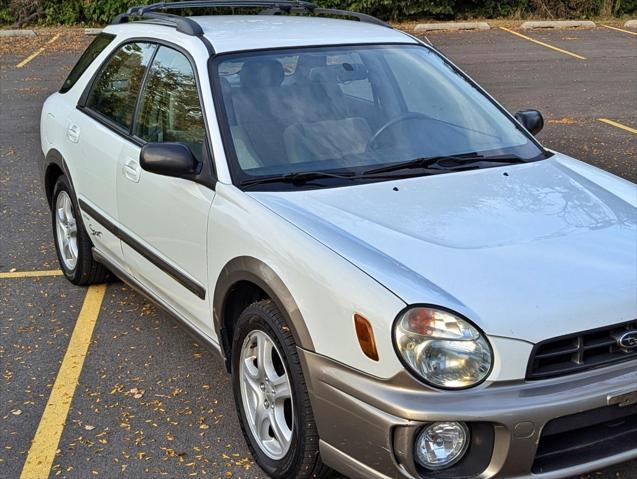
232;59;290;168
283;64;372;164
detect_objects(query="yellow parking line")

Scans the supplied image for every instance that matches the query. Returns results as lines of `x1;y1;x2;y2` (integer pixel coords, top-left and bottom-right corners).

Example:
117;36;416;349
598;118;637;135
20;285;107;479
602;24;637;36
499;27;587;60
0;270;64;279
16;33;60;68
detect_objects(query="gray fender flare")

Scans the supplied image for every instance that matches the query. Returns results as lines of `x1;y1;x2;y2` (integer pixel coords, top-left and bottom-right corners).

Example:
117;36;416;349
213;256;315;360
43;148;74;207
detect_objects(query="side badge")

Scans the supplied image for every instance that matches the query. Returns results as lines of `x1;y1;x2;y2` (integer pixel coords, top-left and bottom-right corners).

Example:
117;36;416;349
88;224;102;238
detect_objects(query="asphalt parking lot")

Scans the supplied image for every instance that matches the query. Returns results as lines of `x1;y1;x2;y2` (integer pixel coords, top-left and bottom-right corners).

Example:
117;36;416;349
1;24;636;479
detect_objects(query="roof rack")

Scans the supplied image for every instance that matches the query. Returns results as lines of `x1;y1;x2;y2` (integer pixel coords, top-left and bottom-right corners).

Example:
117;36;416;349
111;0;390;35
259;3;389;27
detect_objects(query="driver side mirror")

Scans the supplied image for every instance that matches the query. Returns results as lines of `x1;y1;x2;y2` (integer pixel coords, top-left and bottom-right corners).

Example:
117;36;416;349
140;142;201;179
515;109;544;136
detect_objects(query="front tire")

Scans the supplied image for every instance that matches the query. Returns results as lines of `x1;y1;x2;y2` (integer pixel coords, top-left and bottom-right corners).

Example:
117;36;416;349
231;300;333;478
51;175;110;285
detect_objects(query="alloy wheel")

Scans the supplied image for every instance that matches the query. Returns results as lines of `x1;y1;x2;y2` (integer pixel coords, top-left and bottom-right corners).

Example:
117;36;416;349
239;329;294;460
55;190;79;270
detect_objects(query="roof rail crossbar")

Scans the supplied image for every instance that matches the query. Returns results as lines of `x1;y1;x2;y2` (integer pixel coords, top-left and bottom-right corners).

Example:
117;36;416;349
111;1;389;32
258;4;389;27
112;10;204;35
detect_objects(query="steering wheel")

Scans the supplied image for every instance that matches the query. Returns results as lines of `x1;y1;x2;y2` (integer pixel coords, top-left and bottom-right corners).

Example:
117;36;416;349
367;112;432;151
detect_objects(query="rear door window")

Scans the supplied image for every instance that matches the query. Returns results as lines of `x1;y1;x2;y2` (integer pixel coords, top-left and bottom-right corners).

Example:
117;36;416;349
85;42;157;130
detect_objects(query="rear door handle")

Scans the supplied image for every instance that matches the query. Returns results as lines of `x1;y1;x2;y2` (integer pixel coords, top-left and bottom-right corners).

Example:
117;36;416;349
66;123;80;143
123;158;141;183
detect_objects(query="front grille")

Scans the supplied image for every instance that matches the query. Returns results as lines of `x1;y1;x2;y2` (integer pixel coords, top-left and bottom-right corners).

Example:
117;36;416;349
532;403;637;474
527;320;637;379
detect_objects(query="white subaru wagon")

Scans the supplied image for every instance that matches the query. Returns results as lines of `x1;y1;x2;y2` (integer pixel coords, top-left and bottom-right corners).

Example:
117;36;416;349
40;2;637;478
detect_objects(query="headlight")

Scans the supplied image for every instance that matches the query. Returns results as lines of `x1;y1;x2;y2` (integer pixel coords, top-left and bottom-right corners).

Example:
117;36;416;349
393;307;492;389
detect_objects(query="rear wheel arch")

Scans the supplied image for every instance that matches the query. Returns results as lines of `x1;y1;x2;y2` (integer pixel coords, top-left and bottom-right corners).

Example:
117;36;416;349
213;257;315;371
44;149;73;208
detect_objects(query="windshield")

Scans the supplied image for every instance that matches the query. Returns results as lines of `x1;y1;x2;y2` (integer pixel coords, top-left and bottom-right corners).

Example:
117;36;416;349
212;44;545;188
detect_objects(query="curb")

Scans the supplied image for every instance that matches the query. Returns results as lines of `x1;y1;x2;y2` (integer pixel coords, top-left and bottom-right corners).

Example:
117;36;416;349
521;20;596;30
85;28;103;35
414;22;490;33
624;20;637;29
0;29;36;37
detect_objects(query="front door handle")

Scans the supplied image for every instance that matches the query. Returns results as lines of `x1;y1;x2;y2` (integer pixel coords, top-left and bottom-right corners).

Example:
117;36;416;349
123;158;141;183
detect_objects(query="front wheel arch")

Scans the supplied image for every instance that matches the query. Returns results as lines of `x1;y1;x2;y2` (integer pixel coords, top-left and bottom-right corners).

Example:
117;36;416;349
213;257;315;371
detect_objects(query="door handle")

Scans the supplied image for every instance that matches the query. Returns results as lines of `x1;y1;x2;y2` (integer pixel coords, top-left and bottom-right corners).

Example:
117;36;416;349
66;123;80;143
123;158;141;183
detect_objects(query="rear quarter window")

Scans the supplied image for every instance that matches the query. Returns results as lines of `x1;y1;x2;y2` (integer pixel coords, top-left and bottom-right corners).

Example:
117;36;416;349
60;33;115;94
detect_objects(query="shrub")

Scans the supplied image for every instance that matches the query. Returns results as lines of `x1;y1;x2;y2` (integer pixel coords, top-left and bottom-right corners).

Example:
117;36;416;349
81;0;152;24
1;0;636;25
457;0;529;18
317;0;636;19
620;0;637;12
336;0;456;21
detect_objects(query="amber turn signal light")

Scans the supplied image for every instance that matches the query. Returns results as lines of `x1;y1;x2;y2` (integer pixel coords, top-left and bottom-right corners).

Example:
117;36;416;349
354;313;379;361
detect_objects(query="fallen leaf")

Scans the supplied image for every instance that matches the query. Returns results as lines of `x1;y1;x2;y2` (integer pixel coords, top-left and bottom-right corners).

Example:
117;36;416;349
129;388;145;399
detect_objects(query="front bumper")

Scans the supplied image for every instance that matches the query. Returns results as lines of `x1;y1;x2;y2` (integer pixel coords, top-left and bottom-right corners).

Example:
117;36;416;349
299;349;637;479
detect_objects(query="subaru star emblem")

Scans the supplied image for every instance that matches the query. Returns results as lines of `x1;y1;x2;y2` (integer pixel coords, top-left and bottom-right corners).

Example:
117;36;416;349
614;331;637;352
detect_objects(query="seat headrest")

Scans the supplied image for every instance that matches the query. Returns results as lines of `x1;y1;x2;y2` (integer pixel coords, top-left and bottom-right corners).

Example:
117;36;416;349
240;59;284;89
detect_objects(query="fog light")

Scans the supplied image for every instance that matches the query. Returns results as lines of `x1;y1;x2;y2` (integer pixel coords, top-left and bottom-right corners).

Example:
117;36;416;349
415;422;469;470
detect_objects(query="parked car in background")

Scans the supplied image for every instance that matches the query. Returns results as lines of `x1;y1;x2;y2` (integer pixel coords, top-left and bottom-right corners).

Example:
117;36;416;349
40;2;637;478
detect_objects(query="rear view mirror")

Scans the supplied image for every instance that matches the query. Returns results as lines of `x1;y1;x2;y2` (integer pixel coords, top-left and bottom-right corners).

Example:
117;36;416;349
515;109;544;136
140;142;201;179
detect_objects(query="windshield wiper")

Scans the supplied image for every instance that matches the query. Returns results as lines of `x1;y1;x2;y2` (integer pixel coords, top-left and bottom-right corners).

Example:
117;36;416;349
240;154;527;189
240;170;360;189
363;153;526;175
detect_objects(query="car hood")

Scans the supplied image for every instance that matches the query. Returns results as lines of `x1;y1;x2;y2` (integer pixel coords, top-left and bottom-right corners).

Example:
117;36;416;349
249;155;637;343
